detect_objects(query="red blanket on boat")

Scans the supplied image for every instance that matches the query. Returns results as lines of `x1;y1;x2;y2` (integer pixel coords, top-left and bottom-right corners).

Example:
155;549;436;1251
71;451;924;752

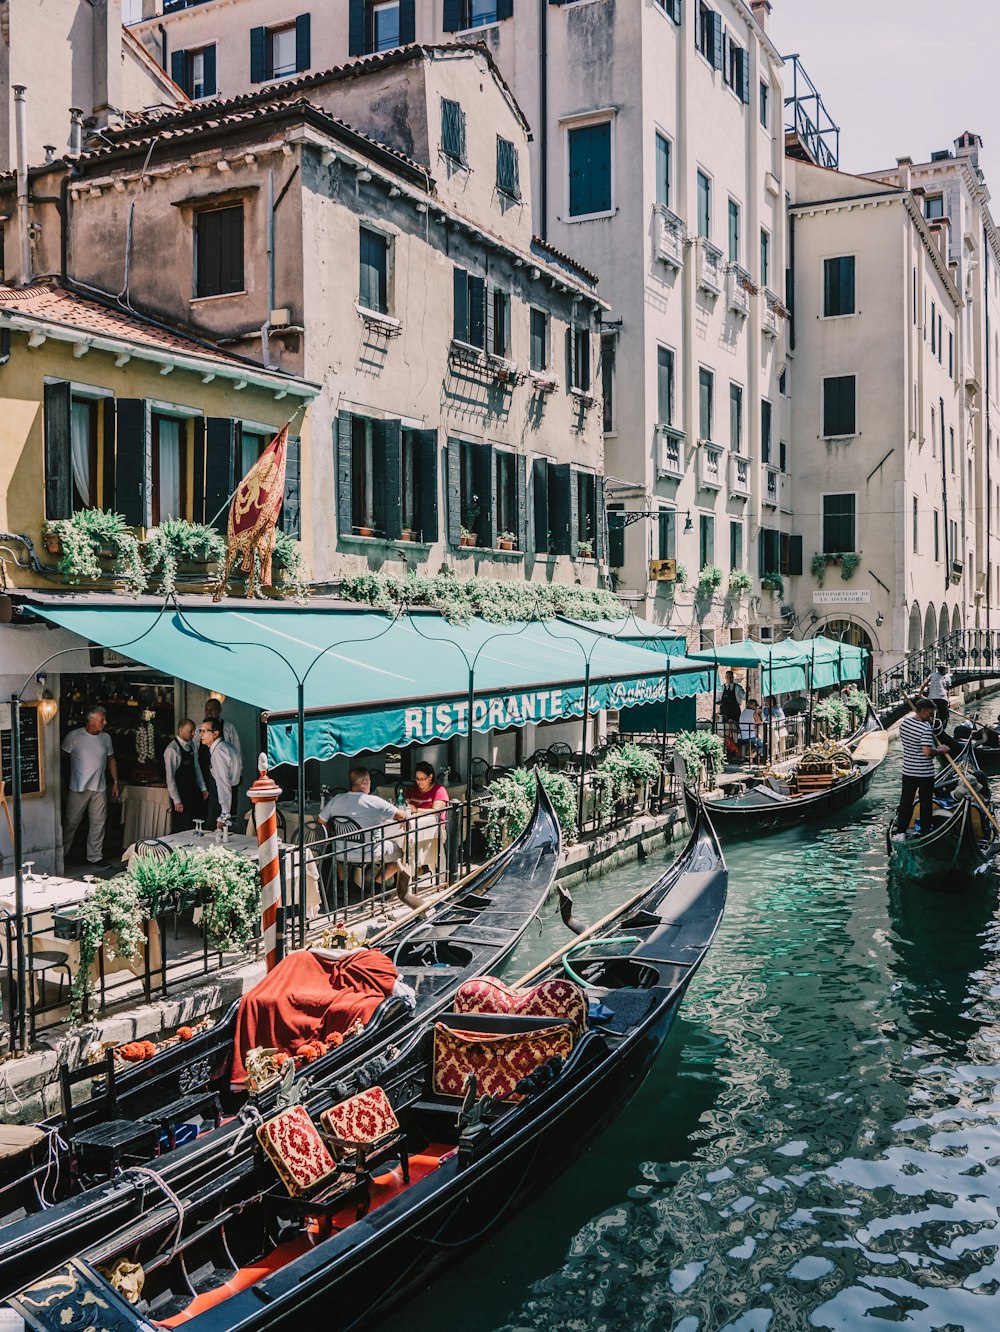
230;949;399;1085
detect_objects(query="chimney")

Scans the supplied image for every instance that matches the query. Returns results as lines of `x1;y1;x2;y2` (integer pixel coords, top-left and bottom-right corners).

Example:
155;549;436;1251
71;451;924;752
69;108;84;157
43;145;56;164
896;156;912;192
92;1;124;129
954;131;982;169
750;0;772;28
13;86;32;287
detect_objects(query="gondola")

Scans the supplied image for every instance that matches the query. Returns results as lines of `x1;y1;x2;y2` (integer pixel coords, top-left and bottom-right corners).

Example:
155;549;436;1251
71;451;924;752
886;737;998;886
3;795;726;1332
700;702;888;836
0;784;562;1297
950;717;1000;775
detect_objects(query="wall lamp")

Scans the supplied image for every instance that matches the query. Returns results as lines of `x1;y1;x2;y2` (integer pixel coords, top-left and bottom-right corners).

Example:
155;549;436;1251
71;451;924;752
683;510;693;533
875;612;884;628
35;673;58;725
809;611;819;626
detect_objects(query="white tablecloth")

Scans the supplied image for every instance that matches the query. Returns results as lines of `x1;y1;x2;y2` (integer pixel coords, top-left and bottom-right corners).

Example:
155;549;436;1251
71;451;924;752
121;785;172;847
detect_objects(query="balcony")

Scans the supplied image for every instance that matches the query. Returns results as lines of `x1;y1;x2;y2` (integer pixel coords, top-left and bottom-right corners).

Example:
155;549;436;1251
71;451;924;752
763;465;780;507
728;452;751;499
698;442;724;491
951;558;964;585
696;238;724;296
726;264;754;318
655;425;686;480
653;205;685;271
761;297;779;339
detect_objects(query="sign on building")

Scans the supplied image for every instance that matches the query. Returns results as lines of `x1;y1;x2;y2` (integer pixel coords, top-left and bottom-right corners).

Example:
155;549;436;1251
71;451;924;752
813;590;871;604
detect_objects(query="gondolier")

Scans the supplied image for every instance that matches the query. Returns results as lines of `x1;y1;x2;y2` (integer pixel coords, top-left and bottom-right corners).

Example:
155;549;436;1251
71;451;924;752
922;661;953;729
895;698;949;838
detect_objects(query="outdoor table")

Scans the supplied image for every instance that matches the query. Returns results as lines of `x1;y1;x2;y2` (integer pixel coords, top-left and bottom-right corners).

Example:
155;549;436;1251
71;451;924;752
243;800;323;841
121;830;322;918
120;785;172;848
0;873;163;994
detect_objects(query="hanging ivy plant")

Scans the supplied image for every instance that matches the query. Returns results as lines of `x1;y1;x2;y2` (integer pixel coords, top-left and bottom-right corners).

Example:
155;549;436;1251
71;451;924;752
71;877;147;1024
592;744;663;823
840;552;861;581
484;768;578;854
339;569;623;625
44;509;147;596
814;696;851;738
144;520;226;597
844;688;870;721
673;731;725;785
810;552;828;586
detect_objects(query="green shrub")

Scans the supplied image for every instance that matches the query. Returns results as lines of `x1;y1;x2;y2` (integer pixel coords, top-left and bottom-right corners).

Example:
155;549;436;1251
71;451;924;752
592;743;663;822
484;767;577;854
814;696;851;738
673;730;725;785
339;569;623;625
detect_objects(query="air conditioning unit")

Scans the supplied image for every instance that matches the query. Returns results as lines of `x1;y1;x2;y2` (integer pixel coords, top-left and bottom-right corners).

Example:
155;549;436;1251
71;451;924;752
648;558;677;582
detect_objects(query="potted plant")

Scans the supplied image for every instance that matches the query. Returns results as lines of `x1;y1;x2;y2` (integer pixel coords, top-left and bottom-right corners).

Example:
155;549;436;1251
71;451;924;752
840;552;861;580
672;564;688;589
497;531;516;551
697;564;723;593
460;499;481;548
578;539;594;559
484;767;577;854
760;572;784;599
460;526;478;548
44;508;147;596
268;530;309;600
810;552;828;586
144;519;226;596
354;523;375;538
399;527;415;542
728;568;753;596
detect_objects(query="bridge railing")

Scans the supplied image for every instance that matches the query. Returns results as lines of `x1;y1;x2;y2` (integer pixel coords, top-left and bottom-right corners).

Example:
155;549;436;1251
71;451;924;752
872;630;1000;714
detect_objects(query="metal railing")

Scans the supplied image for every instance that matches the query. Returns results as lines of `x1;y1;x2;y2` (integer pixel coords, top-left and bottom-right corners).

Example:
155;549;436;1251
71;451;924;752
872;629;1000;714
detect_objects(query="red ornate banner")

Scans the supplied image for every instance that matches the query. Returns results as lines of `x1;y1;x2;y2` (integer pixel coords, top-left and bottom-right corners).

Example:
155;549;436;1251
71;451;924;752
214;424;288;599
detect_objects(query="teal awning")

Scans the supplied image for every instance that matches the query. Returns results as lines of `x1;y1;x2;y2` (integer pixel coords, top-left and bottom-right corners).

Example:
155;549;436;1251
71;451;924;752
27;601;698;763
689;635;867;693
564;617;713;698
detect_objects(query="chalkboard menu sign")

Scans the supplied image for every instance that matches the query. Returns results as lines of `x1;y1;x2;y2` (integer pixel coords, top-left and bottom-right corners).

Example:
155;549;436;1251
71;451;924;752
1;703;43;798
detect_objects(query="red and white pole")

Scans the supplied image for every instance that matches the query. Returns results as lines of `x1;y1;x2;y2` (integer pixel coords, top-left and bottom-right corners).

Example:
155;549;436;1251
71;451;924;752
249;754;284;972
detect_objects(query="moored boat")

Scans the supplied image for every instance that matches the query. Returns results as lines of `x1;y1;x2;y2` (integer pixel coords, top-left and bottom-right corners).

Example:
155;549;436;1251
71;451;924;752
3;796;726;1332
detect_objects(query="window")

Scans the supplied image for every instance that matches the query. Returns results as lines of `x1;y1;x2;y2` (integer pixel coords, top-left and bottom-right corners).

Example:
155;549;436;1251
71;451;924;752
925;194;945;220
237;428;268;484
530;309;549;372
601;333;616;433
933;508;940;560
462;0;499;27
577;471;597;550
538;460;599;558
568;120;612;218
568;325;592;392
657;346;675;426
496;450;518;541
151;415;189;525
372;0;401;51
453;268;486;348
496;136;520;199
730;383;743;453
949;331;954;376
270;24;297;76
950;518;959;562
171;45;217;99
68;397;99;511
441;98;467;163
759;528;802;577
655;132;671;209
938;313;943;361
931;404;937;455
349;0;413;56
730;519;743;570
728;199;740;263
697;171;711;239
491;289;510;357
822;494;856;554
931;301;936;354
696;3;721;67
400;429;429;537
950;426;956;474
823;256;855;317
759;79;769;127
913;495;918;552
699;367;713;441
725;37;748;100
350;417;376;531
823;375;856;437
699;514;714;568
339;413;437;542
760;227;770;288
359;227;389;314
761;398;772;463
779;440;787;473
658;508;676;560
250;14;311;81
654;0;681;21
195;205;243;298
778;368;787;395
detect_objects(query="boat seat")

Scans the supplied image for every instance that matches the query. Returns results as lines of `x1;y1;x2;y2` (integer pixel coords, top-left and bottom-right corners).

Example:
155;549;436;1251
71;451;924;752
765;777;792;796
138;1089;223;1151
319;1086;409;1184
454;975;587;1036
432;1020;574;1102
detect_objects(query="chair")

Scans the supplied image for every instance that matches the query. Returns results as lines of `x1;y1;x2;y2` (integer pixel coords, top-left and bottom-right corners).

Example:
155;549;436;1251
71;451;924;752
366;769;387;791
134;838;173;860
1;919;73;1041
328;815;367;911
470;758;489;792
546;742;573;772
486;765;511;784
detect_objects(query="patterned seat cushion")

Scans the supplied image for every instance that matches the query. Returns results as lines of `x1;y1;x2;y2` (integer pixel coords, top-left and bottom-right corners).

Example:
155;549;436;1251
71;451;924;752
432;1022;573;1102
257;1104;336;1197
320;1086;399;1147
454;975;587;1035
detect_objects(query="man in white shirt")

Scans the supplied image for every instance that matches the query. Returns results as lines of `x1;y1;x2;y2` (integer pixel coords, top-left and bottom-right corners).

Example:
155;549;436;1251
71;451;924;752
922;661;953;729
62;705;118;867
164;719;207;832
319;768;419;907
199;718;241;829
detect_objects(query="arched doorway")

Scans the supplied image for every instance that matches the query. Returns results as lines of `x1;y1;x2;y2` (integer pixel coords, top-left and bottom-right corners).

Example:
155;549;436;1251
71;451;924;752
820;620;875;687
924;604;937;648
939;602;950;648
952;604;963;636
908;603;922;654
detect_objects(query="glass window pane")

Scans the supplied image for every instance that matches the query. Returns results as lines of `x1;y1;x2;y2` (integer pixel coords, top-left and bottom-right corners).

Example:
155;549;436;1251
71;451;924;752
270;26;296;77
657;347;674;425
699;368;713;440
70;399;93;509
373;1;400;50
157;418;183;522
655;133;670;208
530;309;547;371
730;383;742;452
697;172;711;238
728;199;740;263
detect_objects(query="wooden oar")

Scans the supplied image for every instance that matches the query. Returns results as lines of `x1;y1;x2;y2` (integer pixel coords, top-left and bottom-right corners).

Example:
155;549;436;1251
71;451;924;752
944;752;1000;841
512;882;655;988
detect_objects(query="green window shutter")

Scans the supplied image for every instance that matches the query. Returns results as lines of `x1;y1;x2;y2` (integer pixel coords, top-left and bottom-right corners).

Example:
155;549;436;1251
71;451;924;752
170;50;190;97
360;229;387;313
594;475;606;563
711;12;723;69
295;12;311;71
497;0;513;18
786;534;803;576
281;434;301;538
608;509;625;568
399;0;416;42
469;276;486;349
191;416;206;524
532;457;549;554
740;46;750;103
447;439;463;546
485;282;495;355
336;411;354;538
415;429;439;543
443;0;463;33
101;398;116;510
549;463;573;555
373;418;402;540
205;417;237;532
348;0;366;55
202;45;217;96
43;380;72;520
453;267;469;342
250;26;268;82
471;442;495;548
568;122;611;217
515;454;528;551
116;399;151;528
758;527;780;575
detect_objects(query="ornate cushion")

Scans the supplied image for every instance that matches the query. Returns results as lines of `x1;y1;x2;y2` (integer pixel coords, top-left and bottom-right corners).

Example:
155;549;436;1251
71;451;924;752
432;1023;573;1102
320;1086;399;1147
454;975;587;1035
256;1105;335;1197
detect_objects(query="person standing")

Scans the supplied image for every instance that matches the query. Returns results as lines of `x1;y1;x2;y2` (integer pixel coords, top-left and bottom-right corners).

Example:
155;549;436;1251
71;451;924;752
199;718;241;830
164;719;207;833
62;705;118;867
717;671;745;740
922;662;953;729
895;698;949;837
198;698;242;816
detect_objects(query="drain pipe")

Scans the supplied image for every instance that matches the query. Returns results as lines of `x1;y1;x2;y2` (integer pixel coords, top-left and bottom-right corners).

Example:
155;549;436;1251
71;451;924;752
261;168;275;369
13;86;31;287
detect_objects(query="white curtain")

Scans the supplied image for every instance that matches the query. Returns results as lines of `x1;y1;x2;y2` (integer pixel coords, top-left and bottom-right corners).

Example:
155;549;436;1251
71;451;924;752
70;400;92;507
157;419;182;521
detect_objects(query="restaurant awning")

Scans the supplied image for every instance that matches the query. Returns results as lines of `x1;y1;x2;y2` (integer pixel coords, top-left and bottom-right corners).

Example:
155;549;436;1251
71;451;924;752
564;618;713;698
26;601;704;763
689;635;867;693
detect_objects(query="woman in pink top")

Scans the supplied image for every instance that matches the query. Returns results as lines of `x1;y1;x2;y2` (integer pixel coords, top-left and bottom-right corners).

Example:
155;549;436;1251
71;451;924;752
405;763;450;877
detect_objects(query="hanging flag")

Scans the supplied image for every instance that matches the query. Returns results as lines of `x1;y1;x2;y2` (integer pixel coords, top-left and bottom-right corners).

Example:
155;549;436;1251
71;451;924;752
213;425;288;601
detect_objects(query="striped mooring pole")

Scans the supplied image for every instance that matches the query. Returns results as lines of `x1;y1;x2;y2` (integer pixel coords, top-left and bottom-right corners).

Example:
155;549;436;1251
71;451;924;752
249;754;284;972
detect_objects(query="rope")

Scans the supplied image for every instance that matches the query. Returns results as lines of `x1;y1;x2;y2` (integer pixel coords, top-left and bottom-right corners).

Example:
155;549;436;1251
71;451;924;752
124;1165;186;1265
561;936;639;987
35;1127;68;1209
226;1103;264;1158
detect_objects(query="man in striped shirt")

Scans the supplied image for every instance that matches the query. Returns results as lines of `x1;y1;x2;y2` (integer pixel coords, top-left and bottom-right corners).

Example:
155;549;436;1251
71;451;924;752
896;698;949;836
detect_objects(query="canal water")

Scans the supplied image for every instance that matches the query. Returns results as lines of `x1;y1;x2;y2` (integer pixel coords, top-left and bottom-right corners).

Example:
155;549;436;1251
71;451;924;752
382;740;1000;1332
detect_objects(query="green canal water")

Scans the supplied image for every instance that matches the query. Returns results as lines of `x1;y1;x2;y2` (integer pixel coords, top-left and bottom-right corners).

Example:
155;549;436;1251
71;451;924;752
381;741;1000;1331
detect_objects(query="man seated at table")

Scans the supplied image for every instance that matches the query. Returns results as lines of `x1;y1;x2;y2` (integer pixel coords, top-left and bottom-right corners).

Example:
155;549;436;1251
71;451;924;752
318;768;420;909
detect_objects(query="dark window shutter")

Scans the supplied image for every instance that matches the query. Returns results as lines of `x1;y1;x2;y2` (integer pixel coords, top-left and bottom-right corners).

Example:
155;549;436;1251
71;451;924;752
787;534;803;577
443;0;463;32
447;439;462;546
250;26;267;82
532;457;549;554
373;418;402;540
497;0;513;18
203;45;217;96
740;47;750;103
711;13;724;69
669;0;681;20
415;429;439;543
43;381;72;521
594;475;605;563
191;416;206;524
453;267;469;342
101;397;116;510
485;282;495;354
281;434;301;538
399;0;416;43
549;463;573;556
469;276;486;348
758;527;780;576
336;412;354;539
295;13;311;70
171;49;190;96
349;0;366;55
565;326;574;386
515;454;527;552
204;417;236;531
608;509;625;567
116;399;150;528
472;442;495;549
